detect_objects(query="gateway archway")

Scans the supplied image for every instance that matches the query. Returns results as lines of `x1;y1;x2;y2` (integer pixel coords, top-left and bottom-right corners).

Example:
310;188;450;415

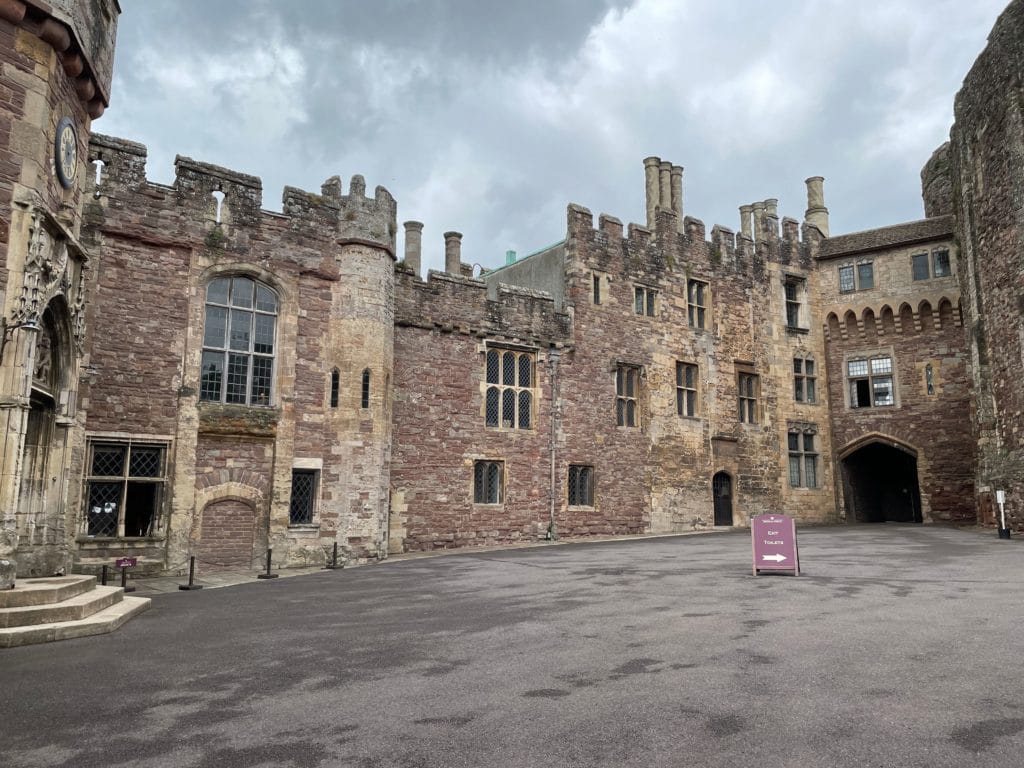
841;439;922;523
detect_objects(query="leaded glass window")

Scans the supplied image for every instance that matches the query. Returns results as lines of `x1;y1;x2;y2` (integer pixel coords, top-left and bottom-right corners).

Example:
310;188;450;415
484;349;535;429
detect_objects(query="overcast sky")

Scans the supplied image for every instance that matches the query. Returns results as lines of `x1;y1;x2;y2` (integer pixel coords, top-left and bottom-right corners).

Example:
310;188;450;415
100;0;1008;274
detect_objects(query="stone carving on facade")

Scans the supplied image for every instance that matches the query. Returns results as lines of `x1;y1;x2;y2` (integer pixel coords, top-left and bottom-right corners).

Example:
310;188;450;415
12;209;87;353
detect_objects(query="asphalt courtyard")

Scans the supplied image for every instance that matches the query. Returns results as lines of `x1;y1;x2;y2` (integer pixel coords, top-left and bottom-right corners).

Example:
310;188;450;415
2;526;1022;768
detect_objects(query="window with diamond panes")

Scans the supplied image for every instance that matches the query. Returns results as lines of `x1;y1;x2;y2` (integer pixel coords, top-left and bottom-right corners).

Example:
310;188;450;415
85;441;166;537
848;355;894;408
794;357;816;403
676;362;698;417
485;349;534;429
568;464;594;507
289;469;318;525
616;365;640;427
201;276;277;405
687;280;707;329
788;431;819;488
473;460;503;504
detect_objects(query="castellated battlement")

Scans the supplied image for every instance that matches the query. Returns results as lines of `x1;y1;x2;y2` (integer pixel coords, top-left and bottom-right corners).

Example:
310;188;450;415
86;133;397;257
395;267;571;348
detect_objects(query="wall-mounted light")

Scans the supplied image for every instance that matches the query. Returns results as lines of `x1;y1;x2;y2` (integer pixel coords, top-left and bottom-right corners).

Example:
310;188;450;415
0;316;41;364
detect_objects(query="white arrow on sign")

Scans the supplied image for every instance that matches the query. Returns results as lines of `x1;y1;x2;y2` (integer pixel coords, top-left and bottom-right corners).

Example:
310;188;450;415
761;553;787;562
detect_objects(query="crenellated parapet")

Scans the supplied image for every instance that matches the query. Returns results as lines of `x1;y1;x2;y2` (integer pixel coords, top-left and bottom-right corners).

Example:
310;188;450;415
85;134;397;258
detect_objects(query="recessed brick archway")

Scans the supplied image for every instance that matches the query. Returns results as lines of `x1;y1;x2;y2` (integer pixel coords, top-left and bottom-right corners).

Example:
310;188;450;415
199;499;257;569
840;438;922;524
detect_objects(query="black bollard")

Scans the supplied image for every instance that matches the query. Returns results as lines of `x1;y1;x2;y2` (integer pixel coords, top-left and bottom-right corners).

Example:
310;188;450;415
256;547;278;579
324;542;342;570
100;565;108;586
178;555;203;591
120;565;136;593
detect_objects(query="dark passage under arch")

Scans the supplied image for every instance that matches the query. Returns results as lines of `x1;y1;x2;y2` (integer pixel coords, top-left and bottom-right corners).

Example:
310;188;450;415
841;442;922;523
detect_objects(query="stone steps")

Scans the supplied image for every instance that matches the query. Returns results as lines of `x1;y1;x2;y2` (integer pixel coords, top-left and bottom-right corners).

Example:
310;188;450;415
0;574;151;648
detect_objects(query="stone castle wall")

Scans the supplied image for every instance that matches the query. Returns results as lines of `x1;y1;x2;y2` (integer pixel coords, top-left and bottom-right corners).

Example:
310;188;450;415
948;0;1024;531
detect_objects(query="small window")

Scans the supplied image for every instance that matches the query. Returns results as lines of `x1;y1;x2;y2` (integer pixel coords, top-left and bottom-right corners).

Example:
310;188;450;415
485;349;535;429
473;460;503;504
361;369;371;409
848;355;894;408
634;286;656;316
592;274;601;305
289;469;318;525
784;277;805;329
857;262;874;290
737;372;759;424
676;362;698;417
925;363;935;395
788;430;818;488
568;464;594;507
616;365;640;427
84;440;167;538
329;369;340;408
687;280;707;329
912;253;930;281
838;265;855;293
793;357;816;403
932;249;951;278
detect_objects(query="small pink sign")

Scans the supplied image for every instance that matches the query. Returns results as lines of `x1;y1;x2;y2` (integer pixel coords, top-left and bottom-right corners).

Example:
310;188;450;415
751;514;800;575
115;557;137;569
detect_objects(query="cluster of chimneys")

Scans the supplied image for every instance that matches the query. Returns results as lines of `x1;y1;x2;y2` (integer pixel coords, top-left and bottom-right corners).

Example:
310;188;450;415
402;222;464;276
644;156;830;240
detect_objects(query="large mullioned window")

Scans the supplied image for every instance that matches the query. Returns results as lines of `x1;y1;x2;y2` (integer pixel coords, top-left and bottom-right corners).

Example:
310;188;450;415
200;276;278;405
485;349;534;429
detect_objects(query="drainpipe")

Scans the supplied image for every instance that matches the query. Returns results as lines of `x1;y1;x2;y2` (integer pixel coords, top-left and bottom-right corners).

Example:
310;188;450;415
547;348;561;540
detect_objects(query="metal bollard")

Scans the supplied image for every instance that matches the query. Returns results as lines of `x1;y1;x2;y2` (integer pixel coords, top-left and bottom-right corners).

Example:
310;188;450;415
120;565;136;593
256;548;278;579
100;565;108;586
324;542;342;570
178;555;203;591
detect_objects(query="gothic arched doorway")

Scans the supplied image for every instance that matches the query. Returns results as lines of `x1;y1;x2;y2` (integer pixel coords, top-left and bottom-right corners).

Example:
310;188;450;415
841;440;922;523
713;472;733;526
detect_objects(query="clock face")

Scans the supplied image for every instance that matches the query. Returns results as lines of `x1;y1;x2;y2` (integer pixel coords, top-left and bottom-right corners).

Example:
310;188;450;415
54;116;77;189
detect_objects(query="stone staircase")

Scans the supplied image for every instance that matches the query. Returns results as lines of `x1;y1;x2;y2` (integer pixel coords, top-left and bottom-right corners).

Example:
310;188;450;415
0;575;150;648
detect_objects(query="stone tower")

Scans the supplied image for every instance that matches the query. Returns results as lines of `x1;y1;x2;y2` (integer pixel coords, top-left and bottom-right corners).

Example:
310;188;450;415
0;1;120;586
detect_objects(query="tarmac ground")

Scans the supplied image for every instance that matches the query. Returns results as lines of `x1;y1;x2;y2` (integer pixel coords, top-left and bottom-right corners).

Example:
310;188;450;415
2;524;1021;768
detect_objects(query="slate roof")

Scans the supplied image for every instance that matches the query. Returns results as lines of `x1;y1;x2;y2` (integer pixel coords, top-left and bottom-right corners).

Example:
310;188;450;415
818;215;954;259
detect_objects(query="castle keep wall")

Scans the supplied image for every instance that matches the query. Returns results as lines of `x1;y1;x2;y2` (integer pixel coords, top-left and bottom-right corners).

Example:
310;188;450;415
949;0;1024;531
78;133;396;573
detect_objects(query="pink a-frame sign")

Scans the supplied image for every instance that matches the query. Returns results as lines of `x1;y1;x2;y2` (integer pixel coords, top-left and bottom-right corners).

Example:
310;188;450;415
751;514;800;576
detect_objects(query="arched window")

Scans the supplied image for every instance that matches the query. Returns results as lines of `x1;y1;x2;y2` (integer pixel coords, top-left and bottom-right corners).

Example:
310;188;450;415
330;369;340;408
200;276;277;405
361;369;371;409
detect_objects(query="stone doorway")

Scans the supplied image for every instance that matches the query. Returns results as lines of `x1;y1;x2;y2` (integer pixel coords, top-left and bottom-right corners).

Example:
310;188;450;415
199;499;257;569
841;441;922;523
713;472;733;526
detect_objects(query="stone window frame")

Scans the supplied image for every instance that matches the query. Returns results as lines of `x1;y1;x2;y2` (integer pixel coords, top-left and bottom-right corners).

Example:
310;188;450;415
484;345;537;430
736;367;760;424
200;274;279;407
473;459;504;505
289;459;322;528
676;361;698;417
932;248;951;278
793;355;817;404
329;369;340;409
787;424;819;488
846;351;896;409
82;435;171;540
838;260;874;293
615;363;642;428
782;274;808;330
567;464;595;507
687;279;708;329
633;284;657;317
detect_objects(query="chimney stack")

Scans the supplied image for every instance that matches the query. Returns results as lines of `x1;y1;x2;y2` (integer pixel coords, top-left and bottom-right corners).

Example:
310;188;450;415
670;165;684;232
739;204;754;240
804;176;829;237
643;156;660;229
444;231;463;274
403;221;423;277
659;161;672;219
